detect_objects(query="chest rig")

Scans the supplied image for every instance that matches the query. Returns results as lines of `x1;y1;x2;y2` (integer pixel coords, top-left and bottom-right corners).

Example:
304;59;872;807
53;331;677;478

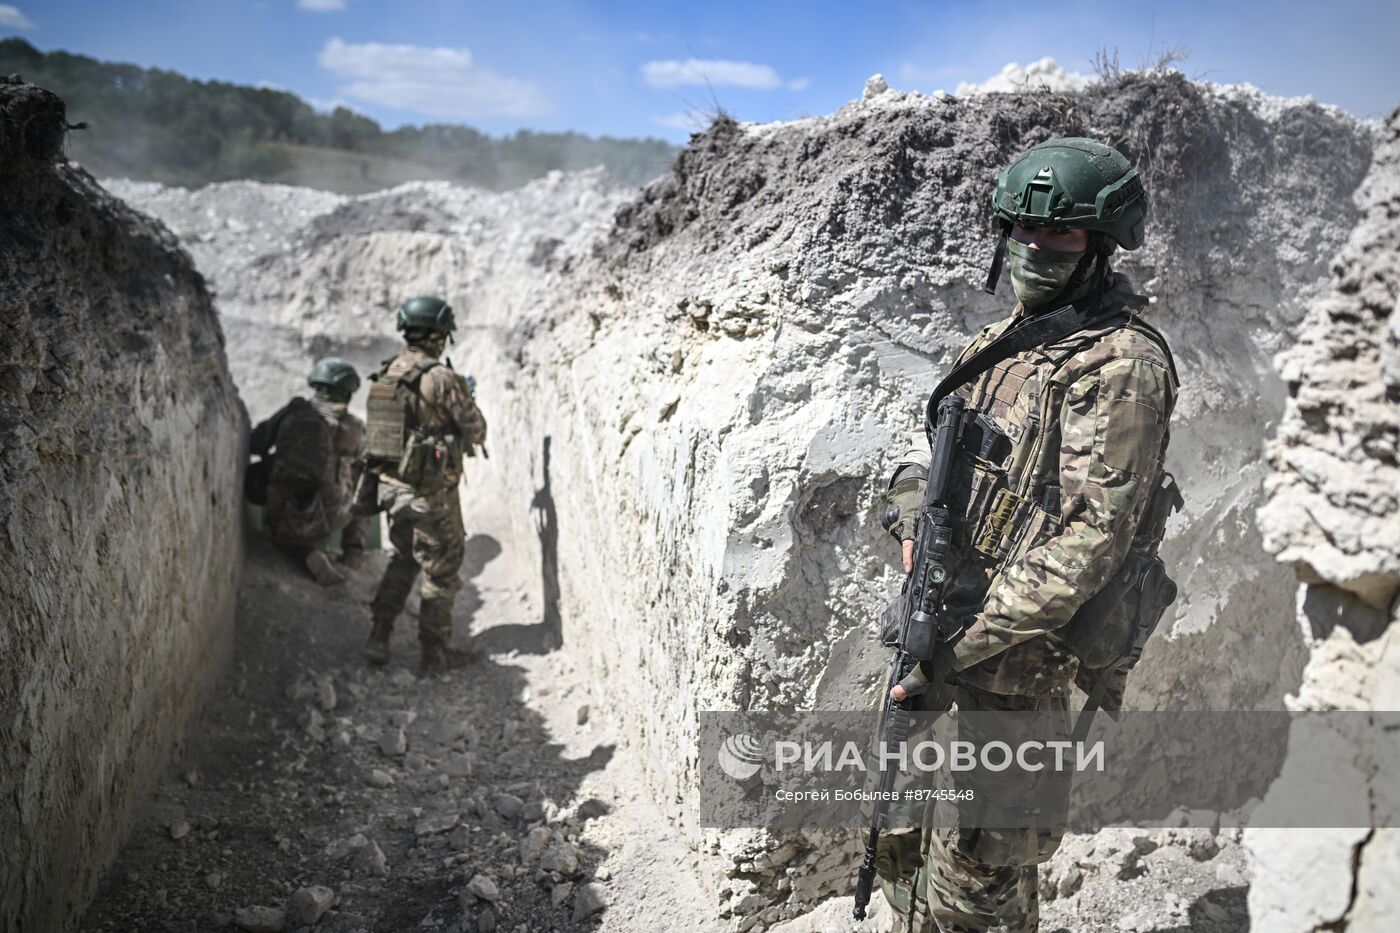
365;353;459;492
911;295;1181;709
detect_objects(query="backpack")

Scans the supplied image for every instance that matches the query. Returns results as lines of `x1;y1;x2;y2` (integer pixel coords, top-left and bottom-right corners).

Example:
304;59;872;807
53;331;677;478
268;397;336;488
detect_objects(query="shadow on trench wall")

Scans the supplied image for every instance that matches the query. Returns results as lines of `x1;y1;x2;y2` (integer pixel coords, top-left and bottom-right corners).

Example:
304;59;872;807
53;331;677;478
475;435;563;656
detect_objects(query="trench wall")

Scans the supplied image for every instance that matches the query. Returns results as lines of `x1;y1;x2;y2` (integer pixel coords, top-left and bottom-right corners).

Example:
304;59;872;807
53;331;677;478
1245;107;1400;933
0;80;244;931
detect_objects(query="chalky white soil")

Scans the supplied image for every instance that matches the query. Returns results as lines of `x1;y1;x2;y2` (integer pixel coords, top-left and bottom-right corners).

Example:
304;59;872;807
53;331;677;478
91;73;1397;931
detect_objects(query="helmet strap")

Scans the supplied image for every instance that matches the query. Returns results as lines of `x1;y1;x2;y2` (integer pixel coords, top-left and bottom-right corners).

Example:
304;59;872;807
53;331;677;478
982;223;1010;296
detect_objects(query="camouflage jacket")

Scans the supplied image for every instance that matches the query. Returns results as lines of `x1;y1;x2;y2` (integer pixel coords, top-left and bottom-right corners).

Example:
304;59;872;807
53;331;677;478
380;345;487;488
888;273;1177;696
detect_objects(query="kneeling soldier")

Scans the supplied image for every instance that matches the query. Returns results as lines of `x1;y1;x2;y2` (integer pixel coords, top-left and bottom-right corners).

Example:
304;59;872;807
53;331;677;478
249;358;367;585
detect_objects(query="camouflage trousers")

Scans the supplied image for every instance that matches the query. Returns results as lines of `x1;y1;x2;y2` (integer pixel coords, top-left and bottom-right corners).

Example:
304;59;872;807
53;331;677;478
266;479;337;551
877;684;1071;933
370;483;465;647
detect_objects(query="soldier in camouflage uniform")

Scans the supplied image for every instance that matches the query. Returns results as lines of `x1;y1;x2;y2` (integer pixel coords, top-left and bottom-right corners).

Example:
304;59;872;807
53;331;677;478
877;139;1177;932
362;296;487;676
250;358;367;586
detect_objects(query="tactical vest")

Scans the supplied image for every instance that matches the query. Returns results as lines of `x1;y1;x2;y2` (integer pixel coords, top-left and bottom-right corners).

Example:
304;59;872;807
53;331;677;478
943;311;1180;699
365;356;456;492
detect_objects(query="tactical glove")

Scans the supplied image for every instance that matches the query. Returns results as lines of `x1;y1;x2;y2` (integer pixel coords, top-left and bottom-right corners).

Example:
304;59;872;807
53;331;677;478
883;473;926;542
892;646;958;700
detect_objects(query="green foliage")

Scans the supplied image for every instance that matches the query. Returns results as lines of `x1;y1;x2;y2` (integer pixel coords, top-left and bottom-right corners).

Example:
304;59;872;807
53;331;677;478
1;38;678;189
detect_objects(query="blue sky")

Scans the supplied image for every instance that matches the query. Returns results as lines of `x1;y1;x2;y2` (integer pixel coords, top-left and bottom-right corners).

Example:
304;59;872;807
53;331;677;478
2;0;1396;141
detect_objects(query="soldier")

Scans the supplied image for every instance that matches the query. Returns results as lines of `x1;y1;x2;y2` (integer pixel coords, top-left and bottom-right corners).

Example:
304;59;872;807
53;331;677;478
249;358;367;586
360;295;487;676
876;139;1178;932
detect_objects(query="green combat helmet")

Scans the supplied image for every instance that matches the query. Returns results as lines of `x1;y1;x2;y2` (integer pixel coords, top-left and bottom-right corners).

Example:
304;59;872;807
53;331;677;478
984;137;1147;294
396;295;456;336
308;357;361;400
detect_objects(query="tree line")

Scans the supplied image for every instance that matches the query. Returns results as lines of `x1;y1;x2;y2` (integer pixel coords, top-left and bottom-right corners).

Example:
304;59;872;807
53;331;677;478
0;39;678;190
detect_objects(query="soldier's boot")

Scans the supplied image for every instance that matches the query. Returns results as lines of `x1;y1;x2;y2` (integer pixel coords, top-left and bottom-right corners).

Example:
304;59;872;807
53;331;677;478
363;614;394;666
305;548;347;586
419;597;475;676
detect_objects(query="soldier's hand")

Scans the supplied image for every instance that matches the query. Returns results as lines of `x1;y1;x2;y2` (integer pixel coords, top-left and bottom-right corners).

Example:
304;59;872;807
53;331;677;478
891;651;955;701
890;663;927;701
902;540;914;574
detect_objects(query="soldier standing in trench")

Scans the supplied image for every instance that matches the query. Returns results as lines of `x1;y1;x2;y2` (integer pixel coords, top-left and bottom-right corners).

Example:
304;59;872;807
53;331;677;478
874;139;1179;932
359;296;488;676
249;358;367;585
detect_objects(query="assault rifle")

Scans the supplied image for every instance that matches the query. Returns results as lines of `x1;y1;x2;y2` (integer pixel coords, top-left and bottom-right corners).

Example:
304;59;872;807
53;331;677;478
852;395;968;921
458;373;489;460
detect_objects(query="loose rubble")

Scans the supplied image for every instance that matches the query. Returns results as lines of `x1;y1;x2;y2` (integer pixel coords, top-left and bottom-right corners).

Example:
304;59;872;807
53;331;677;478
78;534;716;931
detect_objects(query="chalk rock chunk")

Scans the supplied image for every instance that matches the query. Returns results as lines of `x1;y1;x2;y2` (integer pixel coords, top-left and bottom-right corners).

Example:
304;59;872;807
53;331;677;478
519;826;551;864
572;882;607;921
316;676;337;712
286;886;335;926
415;812;459;837
234;905;286;932
466;873;501;903
538;842;580;877
379;726;407;757
327;833;389;878
493;793;524;819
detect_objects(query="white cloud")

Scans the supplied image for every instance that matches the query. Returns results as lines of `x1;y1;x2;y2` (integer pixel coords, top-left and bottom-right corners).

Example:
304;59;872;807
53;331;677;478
297;0;346;11
641;58;792;91
955;58;1093;95
0;4;35;29
318;38;549;119
786;77;810;92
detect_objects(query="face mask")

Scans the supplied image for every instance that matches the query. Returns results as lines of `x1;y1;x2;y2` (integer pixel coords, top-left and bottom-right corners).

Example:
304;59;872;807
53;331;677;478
1007;238;1087;307
414;333;447;357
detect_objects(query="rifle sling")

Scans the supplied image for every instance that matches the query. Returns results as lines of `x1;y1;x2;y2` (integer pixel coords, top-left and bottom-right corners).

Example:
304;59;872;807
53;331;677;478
1071;656;1126;744
926;291;1118;421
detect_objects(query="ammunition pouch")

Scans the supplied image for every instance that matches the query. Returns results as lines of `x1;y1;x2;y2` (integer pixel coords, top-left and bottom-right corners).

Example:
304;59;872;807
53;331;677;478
1062;549;1177;693
1060;473;1183;712
396;429;458;493
974;487;1030;560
